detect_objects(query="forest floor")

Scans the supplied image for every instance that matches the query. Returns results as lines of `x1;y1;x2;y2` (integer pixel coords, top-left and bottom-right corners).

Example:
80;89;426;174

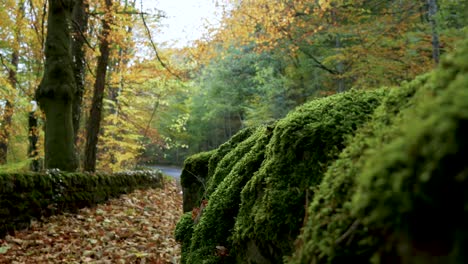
0;179;183;264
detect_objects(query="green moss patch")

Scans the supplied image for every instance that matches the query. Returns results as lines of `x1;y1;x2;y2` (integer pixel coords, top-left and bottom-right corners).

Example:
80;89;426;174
290;37;468;264
180;150;215;212
350;37;468;264
287;75;426;264
176;88;385;264
177;37;468;264
205;127;257;195
180;127;256;213
232;89;384;262
185;126;273;264
175;212;195;263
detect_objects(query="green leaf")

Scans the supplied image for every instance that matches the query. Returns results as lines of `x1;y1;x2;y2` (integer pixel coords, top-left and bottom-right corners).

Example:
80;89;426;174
0;245;11;254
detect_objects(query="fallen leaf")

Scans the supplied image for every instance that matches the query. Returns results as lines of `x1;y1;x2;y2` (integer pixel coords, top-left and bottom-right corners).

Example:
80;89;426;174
0;245;11;254
0;179;183;263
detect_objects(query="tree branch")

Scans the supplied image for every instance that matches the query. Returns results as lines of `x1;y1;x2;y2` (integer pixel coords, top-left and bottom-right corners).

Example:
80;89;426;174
41;0;47;51
335;219;360;245
300;47;340;75
0;54;9;72
72;19;95;51
89;11;157;16
139;0;181;80
143;96;160;139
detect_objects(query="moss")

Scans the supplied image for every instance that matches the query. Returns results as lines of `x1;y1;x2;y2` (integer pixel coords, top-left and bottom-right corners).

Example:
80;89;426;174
175;212;195;263
180;127;256;213
351;37;468;263
180;150;215;212
176;36;467;264
205;126;266;198
231;89;384;262
0;170;163;238
208;127;255;186
287;76;427;263
186;247;221;264
181;151;215;187
184;126;273;264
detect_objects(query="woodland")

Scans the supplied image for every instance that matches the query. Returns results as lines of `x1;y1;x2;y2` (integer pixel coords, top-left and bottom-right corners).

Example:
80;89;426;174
0;0;465;172
0;0;468;263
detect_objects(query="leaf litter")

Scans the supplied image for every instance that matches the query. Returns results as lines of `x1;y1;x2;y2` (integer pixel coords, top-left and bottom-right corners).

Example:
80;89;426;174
0;179;183;263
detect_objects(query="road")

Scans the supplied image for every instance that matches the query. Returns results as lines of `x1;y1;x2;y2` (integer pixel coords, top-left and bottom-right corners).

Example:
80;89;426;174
148;165;183;179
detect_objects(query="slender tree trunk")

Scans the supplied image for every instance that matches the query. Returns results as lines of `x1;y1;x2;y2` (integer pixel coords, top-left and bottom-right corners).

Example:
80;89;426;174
28;110;40;171
26;0;46;171
427;0;440;65
35;0;78;171
238;112;244;129
0;100;14;164
0;1;24;164
71;0;89;145
84;0;113;172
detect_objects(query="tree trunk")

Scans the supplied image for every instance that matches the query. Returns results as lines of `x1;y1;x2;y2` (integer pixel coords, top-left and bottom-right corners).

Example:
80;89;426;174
71;0;89;145
28;110;40;171
427;0;440;65
84;0;113;172
0;100;14;164
35;0;78;171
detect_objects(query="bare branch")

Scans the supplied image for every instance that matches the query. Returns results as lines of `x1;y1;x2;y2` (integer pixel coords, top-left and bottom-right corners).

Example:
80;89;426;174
89;11;162;16
300;47;340;75
335;219;360;245
0;54;9;72
72;19;95;51
41;0;47;51
143;97;160;139
0;55;30;96
139;0;181;80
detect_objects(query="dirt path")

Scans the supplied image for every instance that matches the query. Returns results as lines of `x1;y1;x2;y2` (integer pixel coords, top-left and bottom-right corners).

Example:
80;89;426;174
0;179;183;263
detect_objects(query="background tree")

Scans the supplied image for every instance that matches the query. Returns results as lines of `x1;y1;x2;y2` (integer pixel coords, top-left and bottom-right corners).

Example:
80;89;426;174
0;0;25;164
83;0;113;172
0;0;46;170
71;0;89;145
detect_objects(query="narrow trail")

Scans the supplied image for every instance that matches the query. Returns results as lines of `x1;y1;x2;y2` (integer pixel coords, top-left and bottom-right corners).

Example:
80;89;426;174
0;179;183;263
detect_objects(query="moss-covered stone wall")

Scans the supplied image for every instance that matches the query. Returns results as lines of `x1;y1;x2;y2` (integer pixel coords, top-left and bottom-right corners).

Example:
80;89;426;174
289;36;468;264
176;89;386;263
0;170;163;238
190;126;274;263
232;89;385;263
180;126;257;214
288;74;427;264
180;151;215;213
176;37;468;263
